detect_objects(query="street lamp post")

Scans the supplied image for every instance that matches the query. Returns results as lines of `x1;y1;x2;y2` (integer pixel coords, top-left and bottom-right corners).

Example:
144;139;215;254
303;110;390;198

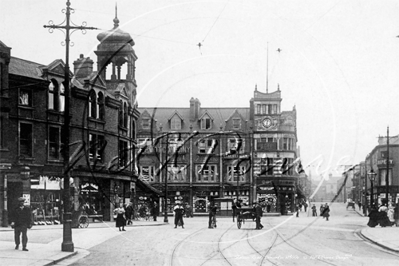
44;1;97;252
368;169;377;208
163;135;169;223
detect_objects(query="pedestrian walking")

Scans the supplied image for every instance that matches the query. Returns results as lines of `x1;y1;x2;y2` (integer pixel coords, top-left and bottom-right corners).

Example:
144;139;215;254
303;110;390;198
255;202;264;229
114;203;126;231
311;204;317;216
125;202;133;225
295;203;300;217
304;202;308;212
208;202;217;229
322;203;330;221
357;201;362;211
152;202;159;221
174;202;185;229
320;204;325;217
10;197;32;251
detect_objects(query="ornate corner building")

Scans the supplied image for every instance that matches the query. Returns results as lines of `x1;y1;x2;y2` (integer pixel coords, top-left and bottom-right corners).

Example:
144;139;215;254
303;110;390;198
0;14;159;226
137;85;302;215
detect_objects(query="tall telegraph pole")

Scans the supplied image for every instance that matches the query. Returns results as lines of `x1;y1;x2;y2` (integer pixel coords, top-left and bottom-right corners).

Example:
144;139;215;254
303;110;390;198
44;1;97;252
386;126;390;203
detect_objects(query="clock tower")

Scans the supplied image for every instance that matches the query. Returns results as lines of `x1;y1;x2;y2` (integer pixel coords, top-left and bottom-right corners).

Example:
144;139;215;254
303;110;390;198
249;84;299;215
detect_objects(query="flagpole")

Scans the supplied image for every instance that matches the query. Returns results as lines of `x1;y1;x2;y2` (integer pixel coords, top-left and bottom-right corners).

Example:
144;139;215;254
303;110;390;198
266;42;269;93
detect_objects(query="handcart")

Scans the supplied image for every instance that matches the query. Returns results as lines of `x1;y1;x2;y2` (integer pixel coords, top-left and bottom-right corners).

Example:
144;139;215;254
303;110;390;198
236;207;256;229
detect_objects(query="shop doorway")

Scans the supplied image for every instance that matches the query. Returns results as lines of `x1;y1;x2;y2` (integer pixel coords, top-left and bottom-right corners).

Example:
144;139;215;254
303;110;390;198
7;181;23;222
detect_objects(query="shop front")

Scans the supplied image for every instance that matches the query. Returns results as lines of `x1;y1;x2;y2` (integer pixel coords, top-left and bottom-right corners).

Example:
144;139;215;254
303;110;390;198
30;175;62;224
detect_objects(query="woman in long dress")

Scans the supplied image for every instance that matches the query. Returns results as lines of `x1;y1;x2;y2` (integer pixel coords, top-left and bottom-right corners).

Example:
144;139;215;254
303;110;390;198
114;203;126;231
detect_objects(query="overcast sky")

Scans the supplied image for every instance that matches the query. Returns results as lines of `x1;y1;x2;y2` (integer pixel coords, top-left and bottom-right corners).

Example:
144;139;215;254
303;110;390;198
2;0;399;180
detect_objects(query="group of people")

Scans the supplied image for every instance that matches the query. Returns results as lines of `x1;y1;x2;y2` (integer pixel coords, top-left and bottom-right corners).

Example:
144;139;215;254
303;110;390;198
367;202;399;228
114;201;159;231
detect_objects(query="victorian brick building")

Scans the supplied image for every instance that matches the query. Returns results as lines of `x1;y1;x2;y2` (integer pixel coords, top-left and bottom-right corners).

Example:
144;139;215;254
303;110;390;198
137;85;302;215
0;14;158;226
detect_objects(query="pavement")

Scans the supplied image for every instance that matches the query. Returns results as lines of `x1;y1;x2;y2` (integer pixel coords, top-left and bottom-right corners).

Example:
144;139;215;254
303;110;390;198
0;213;398;266
353;207;399;254
0;219;167;266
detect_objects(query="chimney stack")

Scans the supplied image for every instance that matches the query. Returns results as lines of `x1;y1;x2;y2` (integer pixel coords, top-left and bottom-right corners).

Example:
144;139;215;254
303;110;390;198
73;54;93;78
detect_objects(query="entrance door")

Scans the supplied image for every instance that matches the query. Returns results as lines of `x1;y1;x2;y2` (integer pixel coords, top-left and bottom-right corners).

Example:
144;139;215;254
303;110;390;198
7;182;23;222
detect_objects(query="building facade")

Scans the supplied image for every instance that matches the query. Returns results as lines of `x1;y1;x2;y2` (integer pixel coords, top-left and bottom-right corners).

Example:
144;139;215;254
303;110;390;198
364;135;399;207
0;14;156;226
137;86;302;215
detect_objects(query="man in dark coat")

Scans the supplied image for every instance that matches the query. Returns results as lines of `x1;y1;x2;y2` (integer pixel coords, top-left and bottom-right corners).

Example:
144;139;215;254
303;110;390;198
10;197;32;251
125;202;133;225
173;202;185;229
255;202;264;229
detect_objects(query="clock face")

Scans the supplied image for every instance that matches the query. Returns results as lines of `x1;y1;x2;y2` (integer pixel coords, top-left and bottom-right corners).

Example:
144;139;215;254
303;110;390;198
262;118;272;128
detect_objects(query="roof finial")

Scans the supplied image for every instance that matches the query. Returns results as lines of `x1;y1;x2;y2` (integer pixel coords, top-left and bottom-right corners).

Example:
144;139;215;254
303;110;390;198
255;84;257;91
113;2;119;28
277;83;280;91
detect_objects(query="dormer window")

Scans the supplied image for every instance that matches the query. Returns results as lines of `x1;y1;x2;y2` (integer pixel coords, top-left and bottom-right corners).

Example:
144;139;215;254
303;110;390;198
201;116;211;130
232;118;241;129
171;115;182;130
142;118;150;129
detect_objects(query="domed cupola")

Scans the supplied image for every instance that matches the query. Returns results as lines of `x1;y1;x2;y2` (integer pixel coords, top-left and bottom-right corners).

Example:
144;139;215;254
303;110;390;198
94;4;138;84
96;14;134;46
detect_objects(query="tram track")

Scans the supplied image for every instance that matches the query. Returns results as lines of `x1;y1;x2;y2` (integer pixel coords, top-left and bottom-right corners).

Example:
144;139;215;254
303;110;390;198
245;228;279;266
170;227;207;266
267;221;339;266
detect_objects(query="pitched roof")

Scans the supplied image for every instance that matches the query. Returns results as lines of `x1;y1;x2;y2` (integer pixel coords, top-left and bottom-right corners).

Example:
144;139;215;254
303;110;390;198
9;57;44;80
138;106;250;132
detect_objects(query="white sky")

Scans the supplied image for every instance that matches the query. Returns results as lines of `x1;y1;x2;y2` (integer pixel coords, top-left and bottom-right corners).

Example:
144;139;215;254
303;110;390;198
2;0;399;180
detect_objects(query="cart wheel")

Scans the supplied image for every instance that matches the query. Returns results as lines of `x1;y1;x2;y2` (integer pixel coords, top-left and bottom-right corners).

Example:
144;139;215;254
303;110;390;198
237;219;242;229
79;216;89;228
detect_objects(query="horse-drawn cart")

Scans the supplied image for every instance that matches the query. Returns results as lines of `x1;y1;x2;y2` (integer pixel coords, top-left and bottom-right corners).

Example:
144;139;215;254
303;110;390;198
236;207;256;229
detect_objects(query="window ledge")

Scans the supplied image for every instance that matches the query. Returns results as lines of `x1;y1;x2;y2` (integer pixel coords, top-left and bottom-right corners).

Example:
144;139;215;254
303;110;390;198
18;105;34;110
88;117;105;124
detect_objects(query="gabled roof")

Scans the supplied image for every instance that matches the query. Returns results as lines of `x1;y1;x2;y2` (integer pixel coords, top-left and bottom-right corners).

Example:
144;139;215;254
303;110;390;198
225;109;246;122
138;106;250;132
198;110;214;121
168;111;184;121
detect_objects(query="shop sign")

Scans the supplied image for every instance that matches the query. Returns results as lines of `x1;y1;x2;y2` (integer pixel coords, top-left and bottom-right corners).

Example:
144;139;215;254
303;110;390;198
81;183;98;192
31;175;62;190
377;159;394;165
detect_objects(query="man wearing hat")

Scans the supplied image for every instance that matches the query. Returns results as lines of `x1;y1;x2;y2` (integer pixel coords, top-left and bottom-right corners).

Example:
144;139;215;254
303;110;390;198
173;201;185;229
10;197;32;251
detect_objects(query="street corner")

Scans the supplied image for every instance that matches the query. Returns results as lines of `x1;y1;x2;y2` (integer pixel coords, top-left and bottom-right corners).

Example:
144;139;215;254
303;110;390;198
360;226;399;253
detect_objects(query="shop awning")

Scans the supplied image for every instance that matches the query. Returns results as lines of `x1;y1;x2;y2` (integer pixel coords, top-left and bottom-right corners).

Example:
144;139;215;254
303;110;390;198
136;179;162;196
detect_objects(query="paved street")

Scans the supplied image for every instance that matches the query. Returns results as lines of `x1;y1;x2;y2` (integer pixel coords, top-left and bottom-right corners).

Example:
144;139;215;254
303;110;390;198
1;202;398;266
62;202;398;266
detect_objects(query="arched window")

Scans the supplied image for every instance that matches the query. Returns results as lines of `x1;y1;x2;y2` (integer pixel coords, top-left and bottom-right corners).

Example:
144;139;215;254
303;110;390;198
131;120;136;139
119;100;123;127
97;92;105;120
59;83;65;112
89;90;97;118
123;102;128;128
48;80;57;110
